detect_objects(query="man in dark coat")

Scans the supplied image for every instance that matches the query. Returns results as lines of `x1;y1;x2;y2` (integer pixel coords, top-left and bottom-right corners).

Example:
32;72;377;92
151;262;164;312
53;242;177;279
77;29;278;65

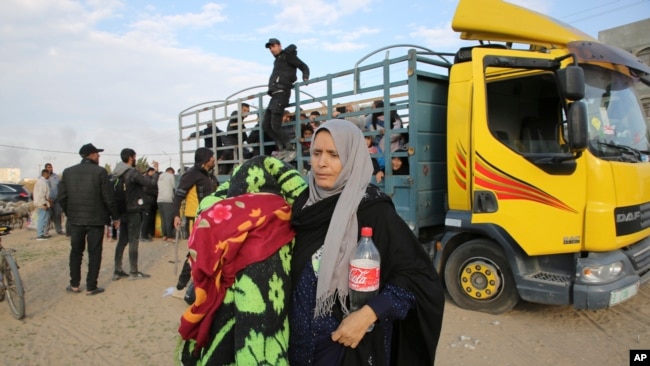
173;147;219;291
262;37;310;162
112;148;159;281
58;143;121;295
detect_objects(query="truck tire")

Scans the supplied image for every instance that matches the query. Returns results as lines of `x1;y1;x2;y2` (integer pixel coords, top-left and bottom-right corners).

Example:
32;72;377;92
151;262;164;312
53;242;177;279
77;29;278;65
444;239;519;314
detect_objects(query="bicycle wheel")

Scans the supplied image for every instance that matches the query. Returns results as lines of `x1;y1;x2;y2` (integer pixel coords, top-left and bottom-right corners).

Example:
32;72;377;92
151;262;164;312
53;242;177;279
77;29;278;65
2;252;25;319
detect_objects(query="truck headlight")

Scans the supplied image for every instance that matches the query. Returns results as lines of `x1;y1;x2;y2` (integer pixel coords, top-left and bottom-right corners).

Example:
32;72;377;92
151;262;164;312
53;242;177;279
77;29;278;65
580;261;623;283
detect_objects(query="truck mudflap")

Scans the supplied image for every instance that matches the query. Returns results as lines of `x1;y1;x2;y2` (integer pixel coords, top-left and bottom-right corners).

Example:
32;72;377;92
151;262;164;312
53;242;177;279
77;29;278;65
573;236;650;309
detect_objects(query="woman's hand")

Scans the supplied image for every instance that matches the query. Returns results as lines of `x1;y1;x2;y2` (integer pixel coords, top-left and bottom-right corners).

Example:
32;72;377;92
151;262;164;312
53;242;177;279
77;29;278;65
331;305;378;348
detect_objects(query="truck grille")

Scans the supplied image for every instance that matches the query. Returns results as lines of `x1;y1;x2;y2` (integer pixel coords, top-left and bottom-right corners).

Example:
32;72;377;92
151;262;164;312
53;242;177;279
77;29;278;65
622;236;650;274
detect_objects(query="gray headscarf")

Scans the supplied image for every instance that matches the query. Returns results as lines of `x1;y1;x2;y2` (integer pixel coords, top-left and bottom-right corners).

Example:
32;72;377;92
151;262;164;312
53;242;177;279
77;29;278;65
306;119;373;317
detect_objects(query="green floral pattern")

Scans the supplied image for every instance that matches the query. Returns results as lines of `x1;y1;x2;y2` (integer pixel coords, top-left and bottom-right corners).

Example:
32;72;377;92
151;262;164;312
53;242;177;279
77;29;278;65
268;274;284;315
177;156;307;365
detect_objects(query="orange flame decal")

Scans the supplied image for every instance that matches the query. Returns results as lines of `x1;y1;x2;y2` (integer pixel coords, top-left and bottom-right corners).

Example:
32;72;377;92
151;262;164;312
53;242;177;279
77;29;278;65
474;153;576;213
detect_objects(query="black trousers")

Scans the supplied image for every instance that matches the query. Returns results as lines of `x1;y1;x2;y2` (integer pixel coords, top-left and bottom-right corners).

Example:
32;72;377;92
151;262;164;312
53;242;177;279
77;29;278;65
177;255;192;290
114;211;142;273
68;224;104;291
262;92;291;150
140;203;156;239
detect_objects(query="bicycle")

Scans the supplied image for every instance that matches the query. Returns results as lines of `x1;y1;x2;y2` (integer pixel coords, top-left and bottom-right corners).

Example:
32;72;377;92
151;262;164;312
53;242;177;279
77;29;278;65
0;224;26;319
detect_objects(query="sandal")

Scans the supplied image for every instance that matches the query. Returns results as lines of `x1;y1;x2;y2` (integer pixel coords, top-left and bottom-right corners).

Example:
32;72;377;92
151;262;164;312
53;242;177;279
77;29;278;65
86;287;105;296
66;285;80;293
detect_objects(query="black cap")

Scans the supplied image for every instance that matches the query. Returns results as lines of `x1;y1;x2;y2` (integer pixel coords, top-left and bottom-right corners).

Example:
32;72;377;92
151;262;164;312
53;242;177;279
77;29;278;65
79;143;104;157
265;38;280;48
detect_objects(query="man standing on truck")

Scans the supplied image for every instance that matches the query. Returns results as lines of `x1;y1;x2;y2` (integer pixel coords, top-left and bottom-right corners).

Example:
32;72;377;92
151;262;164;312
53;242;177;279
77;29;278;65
262;38;310;162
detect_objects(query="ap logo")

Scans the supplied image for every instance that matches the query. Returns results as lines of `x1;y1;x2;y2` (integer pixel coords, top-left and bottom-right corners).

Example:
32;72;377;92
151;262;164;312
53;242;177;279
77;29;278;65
631;350;649;364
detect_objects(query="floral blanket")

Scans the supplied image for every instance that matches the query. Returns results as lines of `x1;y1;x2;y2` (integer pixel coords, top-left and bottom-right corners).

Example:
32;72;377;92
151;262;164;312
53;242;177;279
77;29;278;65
177;156;307;365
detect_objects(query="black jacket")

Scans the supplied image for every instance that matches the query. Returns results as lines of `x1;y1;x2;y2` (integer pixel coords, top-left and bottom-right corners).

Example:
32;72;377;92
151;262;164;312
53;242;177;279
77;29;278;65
189;124;224;151
113;162;159;213
142;174;158;206
200;125;224;150
224;111;248;147
58;158;120;226
267;44;310;95
172;165;219;218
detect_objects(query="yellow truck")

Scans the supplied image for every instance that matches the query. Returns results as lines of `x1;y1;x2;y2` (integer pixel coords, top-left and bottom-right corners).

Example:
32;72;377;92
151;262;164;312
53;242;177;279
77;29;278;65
438;0;650;313
179;0;650;313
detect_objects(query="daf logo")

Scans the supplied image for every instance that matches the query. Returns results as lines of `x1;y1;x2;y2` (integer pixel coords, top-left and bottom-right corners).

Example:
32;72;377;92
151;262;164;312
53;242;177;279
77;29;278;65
616;212;641;223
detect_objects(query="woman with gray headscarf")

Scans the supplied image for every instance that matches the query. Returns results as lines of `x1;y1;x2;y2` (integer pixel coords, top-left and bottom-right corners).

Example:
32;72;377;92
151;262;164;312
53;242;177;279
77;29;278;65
290;119;444;365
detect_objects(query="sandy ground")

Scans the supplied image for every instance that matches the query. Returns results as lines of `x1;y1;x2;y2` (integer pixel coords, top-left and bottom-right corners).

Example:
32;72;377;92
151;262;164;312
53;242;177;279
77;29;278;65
0;225;649;366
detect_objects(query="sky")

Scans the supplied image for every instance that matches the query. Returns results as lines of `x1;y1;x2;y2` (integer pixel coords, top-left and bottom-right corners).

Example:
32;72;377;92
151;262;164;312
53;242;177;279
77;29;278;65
1;0;649;180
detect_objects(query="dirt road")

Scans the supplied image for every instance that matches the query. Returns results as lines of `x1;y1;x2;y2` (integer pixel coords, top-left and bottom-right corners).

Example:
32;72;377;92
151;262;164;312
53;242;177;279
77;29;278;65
0;226;648;365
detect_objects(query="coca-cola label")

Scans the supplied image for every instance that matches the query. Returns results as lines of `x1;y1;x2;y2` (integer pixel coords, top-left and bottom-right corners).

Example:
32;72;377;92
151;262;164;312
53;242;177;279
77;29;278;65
349;259;380;291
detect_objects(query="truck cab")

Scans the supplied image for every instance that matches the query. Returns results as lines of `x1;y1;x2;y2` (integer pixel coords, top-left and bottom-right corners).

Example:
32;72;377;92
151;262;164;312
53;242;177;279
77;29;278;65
439;0;650;313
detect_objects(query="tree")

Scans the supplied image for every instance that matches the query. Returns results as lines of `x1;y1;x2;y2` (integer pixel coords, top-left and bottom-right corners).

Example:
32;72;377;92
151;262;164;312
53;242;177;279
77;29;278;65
110;156;149;175
136;156;149;174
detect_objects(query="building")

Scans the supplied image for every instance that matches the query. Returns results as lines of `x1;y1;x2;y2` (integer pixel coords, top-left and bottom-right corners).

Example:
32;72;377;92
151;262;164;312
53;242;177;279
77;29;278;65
0;168;21;183
599;18;650;121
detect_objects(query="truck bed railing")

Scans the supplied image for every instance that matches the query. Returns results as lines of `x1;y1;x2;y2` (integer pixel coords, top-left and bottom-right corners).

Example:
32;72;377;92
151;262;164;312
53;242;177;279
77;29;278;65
178;46;452;234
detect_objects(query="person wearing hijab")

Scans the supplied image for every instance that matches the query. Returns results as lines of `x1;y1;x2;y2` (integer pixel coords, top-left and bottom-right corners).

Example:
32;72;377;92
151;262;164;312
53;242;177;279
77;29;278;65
289;119;445;365
375;147;410;183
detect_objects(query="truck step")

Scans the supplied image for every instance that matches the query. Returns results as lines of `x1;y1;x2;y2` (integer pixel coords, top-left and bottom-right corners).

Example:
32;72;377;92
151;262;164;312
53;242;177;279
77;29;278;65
525;271;571;285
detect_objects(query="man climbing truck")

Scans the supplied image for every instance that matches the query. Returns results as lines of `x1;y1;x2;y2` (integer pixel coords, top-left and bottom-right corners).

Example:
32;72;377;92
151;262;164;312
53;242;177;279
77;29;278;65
178;0;650;314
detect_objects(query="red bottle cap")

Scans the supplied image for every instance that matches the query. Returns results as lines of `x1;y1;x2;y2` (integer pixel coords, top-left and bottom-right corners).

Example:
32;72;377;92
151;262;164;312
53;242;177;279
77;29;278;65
361;227;372;237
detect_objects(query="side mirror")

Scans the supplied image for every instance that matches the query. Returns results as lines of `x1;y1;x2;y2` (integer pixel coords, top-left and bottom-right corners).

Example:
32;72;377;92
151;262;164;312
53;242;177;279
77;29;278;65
557;66;585;101
567;101;588;152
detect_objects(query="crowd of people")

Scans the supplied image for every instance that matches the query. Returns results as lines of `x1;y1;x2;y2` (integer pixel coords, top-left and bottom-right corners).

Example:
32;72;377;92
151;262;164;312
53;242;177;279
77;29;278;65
186;35;408;182
42;120;434;364
37;37;443;365
39;143;222;295
188;97;409;181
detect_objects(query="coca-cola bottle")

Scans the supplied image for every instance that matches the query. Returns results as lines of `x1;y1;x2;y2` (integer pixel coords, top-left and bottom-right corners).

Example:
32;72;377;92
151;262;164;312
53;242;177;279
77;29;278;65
349;226;381;313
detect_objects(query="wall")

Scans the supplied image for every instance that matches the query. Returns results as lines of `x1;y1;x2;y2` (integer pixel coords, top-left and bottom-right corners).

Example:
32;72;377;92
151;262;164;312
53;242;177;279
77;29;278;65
0;168;21;183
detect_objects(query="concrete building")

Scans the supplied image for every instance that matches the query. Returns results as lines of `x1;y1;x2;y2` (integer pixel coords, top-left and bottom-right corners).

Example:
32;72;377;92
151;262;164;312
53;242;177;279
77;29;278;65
0;168;21;183
599;18;650;121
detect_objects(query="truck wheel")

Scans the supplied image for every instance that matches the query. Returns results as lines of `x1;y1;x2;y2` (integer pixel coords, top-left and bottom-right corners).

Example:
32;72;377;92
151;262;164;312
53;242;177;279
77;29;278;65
444;239;519;314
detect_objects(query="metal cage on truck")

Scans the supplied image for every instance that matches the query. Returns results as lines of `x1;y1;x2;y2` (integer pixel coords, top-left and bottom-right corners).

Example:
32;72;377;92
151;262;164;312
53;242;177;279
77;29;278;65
178;46;452;237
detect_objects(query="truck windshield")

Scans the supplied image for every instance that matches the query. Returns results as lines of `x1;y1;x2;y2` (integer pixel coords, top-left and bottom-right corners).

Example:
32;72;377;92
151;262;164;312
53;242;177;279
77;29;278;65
584;64;650;162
